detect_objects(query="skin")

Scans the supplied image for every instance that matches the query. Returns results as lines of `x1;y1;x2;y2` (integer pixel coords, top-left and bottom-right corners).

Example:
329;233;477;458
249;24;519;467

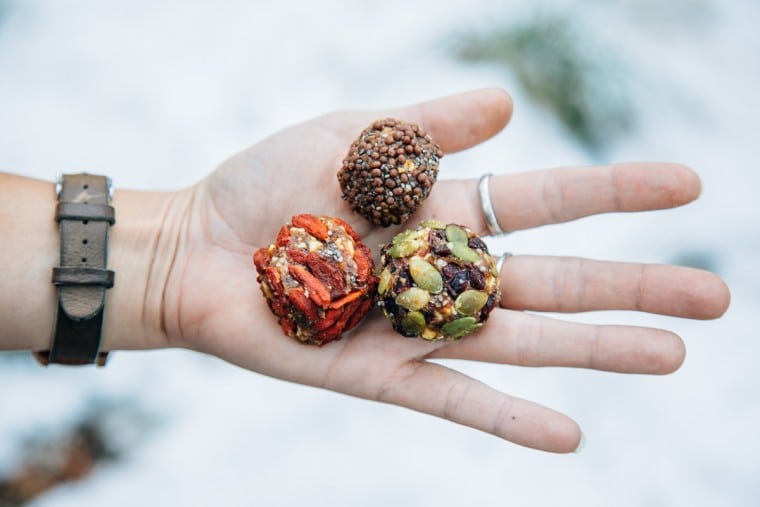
0;88;730;453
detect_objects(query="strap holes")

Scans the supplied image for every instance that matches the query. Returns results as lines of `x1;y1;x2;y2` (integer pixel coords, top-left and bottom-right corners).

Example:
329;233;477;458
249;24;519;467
83;184;89;189
82;239;88;245
82;220;89;225
81;257;87;263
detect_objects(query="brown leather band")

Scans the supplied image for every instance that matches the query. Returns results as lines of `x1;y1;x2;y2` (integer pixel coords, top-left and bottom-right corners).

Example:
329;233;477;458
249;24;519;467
52;267;115;287
55;202;115;224
34;173;114;367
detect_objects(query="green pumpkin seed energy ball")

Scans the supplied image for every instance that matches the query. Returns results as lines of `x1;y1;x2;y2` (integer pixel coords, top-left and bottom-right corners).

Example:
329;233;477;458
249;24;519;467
377;221;501;341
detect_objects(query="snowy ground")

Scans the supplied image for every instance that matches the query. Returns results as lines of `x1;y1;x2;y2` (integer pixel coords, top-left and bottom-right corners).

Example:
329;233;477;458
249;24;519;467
1;0;758;505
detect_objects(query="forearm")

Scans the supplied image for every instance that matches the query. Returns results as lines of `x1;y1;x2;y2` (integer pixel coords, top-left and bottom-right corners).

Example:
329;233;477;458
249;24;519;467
0;173;184;352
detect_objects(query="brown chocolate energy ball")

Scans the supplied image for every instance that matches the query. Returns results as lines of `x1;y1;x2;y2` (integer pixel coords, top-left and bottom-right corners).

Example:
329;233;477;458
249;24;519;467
253;214;377;346
377;221;501;341
338;118;443;227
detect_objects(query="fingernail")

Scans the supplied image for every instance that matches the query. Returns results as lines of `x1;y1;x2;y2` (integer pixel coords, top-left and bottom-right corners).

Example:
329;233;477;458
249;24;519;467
573;431;586;454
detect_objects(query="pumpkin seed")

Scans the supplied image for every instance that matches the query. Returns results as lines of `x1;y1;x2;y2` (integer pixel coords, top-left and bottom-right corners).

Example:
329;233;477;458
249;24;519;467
420;219;445;230
395;287;430;311
441;317;482;339
392;229;419;245
449;241;480;262
378;267;392;295
387;239;420;258
409;257;443;293
401;311;426;336
421;327;439;341
445;224;469;244
455;290;489;316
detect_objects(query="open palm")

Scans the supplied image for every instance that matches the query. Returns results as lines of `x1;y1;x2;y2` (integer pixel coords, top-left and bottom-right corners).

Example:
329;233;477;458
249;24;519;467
161;89;729;452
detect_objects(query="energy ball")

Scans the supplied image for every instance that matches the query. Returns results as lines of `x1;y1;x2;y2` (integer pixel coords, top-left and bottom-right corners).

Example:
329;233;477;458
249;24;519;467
338;118;443;227
377;221;501;341
253;214;377;346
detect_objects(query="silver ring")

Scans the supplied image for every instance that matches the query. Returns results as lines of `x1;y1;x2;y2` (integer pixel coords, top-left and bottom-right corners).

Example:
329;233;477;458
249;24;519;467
478;173;507;236
495;252;513;275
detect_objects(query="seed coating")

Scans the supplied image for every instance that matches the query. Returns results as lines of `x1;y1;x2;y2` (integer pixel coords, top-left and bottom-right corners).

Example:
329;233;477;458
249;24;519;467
377;221;501;341
401;311;427;336
409;257;443;293
338;118;443;227
441;317;481;339
396;287;431;311
378;267;392;295
455;290;489;316
445;224;469;244
388;239;420;258
450;242;481;263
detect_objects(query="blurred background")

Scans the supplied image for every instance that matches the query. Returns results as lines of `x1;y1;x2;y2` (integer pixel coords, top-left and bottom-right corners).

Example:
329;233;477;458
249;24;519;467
0;0;758;505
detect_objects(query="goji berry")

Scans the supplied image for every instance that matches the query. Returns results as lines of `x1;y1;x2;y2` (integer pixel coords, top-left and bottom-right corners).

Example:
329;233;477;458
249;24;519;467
328;289;366;309
287;288;318;321
306;252;346;298
253;248;270;274
288;249;309;265
275;225;291;247
292;214;328;240
333;217;361;241
288;264;331;307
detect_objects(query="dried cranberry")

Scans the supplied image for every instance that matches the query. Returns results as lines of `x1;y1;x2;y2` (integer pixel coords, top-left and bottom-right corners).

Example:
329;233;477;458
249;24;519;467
468;237;488;253
392;270;411;293
442;264;470;296
429;229;451;256
441;263;459;283
383;297;406;319
469;268;486;290
481;294;498;318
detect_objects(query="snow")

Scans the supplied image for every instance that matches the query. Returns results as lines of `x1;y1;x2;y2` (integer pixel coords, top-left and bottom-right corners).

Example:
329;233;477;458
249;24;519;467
1;0;758;505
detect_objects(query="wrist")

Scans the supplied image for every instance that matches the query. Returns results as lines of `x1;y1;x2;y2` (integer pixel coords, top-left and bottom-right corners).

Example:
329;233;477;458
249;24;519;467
0;174;58;350
101;186;195;352
0;173;194;354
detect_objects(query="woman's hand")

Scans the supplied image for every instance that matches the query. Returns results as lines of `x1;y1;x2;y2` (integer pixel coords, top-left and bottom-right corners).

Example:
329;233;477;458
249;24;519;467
160;88;730;452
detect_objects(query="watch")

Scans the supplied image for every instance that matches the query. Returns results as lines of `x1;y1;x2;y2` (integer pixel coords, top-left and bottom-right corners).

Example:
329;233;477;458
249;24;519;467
34;173;115;366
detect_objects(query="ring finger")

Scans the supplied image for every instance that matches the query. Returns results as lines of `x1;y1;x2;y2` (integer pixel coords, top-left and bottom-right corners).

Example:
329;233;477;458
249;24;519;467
499;255;730;319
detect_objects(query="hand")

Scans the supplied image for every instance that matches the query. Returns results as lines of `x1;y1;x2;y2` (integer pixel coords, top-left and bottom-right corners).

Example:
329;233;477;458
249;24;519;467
161;88;730;453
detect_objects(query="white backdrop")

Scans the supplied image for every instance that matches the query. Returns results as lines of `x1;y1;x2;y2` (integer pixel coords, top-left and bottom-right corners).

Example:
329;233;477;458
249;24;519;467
1;1;758;505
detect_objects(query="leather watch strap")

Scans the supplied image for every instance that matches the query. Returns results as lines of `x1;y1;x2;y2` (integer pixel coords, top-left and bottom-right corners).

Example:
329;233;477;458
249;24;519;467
34;174;115;366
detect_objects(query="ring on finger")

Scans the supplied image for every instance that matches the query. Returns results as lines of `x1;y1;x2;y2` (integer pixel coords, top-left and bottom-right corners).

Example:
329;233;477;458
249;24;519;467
496;252;513;275
478;173;508;236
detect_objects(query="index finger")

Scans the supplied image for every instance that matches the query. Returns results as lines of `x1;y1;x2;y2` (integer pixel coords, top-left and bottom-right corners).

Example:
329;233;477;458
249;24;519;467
336;87;514;154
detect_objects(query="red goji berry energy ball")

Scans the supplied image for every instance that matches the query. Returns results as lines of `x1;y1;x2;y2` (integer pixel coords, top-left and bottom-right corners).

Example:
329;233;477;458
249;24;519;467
377;221;501;341
338;118;443;227
253;214;377;346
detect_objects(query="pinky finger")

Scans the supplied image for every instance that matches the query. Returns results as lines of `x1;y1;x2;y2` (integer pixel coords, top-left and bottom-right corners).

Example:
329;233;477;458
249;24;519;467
378;360;582;453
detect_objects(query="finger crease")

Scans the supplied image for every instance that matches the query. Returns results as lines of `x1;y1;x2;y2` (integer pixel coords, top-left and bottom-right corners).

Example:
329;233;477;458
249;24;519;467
442;378;471;422
541;171;564;223
610;165;624;211
588;325;602;370
515;316;542;366
375;360;423;404
573;258;587;311
491;398;516;437
636;264;648;312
